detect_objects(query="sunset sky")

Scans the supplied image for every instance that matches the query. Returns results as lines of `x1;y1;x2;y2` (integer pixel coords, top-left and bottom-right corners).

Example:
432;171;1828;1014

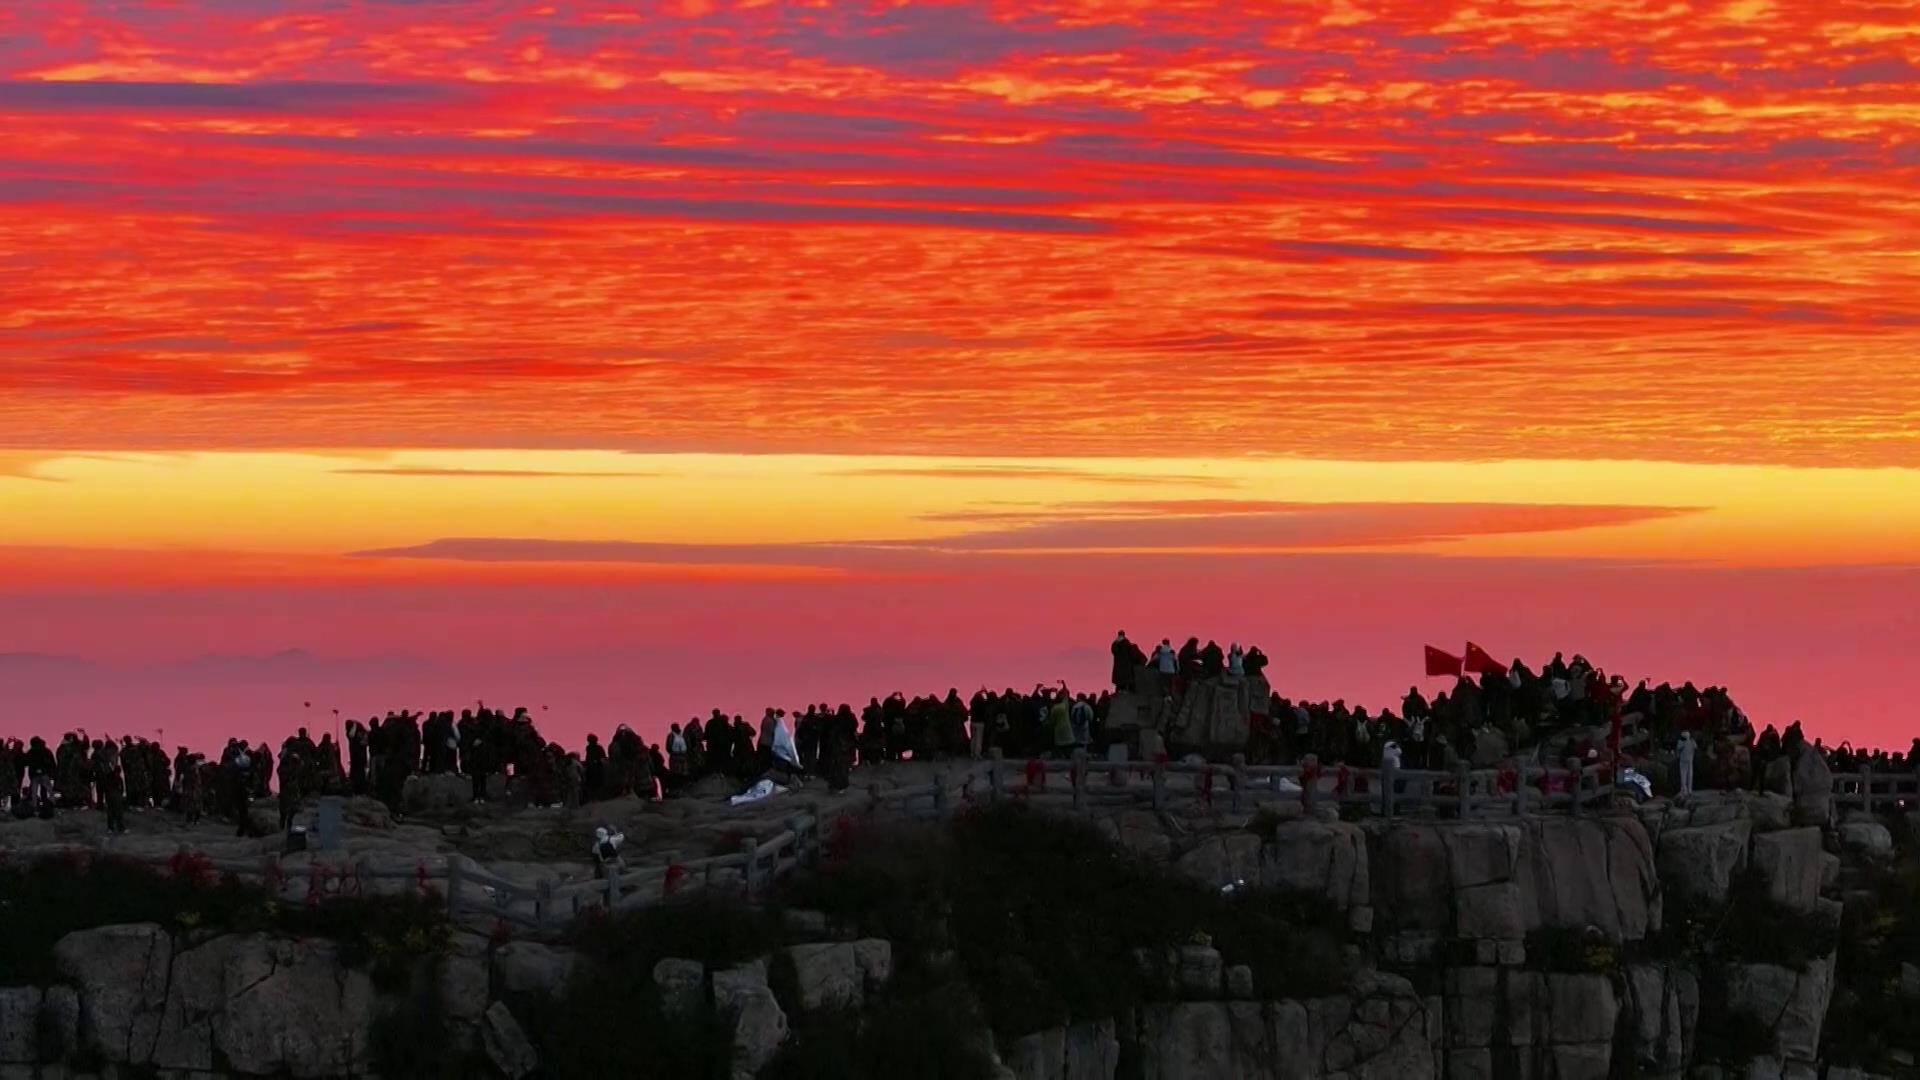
3;2;1918;750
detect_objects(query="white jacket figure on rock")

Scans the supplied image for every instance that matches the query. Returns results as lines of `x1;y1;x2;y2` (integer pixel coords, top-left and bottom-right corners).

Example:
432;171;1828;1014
1228;644;1245;677
1676;732;1697;799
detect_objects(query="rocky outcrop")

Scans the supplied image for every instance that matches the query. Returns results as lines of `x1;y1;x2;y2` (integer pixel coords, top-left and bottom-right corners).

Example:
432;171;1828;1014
46;924;377;1077
714;960;788;1079
1751;828;1831;915
1723;956;1836;1071
1128;972;1437;1080
1656;817;1750;905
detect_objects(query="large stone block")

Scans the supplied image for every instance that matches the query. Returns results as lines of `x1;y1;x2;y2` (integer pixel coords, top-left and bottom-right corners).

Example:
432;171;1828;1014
492;940;579;998
1722;957;1835;1066
1263;820;1369;912
1750;829;1826;915
1657;818;1750;905
52;923;172;1065
785;943;861;1012
209;935;377;1078
481;1001;539;1080
0;988;41;1064
714;961;786;1078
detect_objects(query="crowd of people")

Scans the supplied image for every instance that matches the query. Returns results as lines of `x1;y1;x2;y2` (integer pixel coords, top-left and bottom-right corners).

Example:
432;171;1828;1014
4;633;1913;833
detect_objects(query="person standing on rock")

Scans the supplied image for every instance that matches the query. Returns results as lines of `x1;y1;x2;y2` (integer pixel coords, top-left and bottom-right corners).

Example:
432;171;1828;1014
93;739;127;834
277;747;303;832
1676;731;1697;801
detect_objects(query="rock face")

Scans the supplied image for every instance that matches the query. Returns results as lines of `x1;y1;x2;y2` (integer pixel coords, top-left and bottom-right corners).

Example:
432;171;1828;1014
714;961;788;1079
1656;817;1750;905
0;986;43;1064
1722;957;1836;1069
49;924;376;1077
482;1001;540;1079
1751;828;1828;915
1130;972;1436;1080
1789;751;1832;828
403;772;471;813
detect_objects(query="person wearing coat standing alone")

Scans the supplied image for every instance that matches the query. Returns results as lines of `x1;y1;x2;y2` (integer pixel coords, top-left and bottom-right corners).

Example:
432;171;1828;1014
1676;731;1697;800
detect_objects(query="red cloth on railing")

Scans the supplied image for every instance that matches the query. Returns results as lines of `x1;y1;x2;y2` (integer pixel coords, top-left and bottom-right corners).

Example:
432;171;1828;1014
1024;758;1047;792
1335;764;1350;797
1496;765;1519;795
307;864;329;906
1200;766;1214;807
416;860;432;896
664;864;688;897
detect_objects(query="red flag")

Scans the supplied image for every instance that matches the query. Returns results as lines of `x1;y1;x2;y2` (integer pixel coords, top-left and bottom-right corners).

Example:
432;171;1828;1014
1463;642;1508;676
1424;646;1463;678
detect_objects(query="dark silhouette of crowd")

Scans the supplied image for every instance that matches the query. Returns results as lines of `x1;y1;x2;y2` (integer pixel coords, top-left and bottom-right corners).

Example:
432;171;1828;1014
4;634;1910;831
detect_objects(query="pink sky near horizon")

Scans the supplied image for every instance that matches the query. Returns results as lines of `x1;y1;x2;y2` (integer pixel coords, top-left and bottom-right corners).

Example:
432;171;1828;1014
5;3;1920;754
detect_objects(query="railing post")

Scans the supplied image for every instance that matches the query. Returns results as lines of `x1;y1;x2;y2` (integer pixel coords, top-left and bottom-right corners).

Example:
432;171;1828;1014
1071;749;1087;811
605;865;620;909
1455;763;1471;820
1381;758;1397;819
741;836;760;897
535;878;554;927
1152;760;1167;812
867;783;882;816
1513;767;1528;817
988;750;1004;802
1230;754;1247;814
1861;766;1874;817
1565;758;1584;815
932;770;949;818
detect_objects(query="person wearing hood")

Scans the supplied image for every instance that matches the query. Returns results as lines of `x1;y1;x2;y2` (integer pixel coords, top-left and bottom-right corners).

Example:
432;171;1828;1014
1154;639;1177;677
1228;644;1245;678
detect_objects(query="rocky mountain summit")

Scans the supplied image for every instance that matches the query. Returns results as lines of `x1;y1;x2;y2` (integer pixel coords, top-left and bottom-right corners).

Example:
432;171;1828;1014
2;756;1916;1079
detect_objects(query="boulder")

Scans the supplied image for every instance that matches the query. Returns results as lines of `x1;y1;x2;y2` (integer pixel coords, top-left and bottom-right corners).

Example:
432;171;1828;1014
1444;967;1498;1049
208;935;377;1077
1227;964;1255;999
1369;824;1451;932
714;961;788;1079
653;958;706;1017
1517;817;1659;940
1657;818;1751;905
1624;963;1691;1075
1788;751;1831;828
1545;973;1618;1044
785;942;864;1012
481;1001;539;1080
1176;945;1223;999
1097;811;1172;863
438;953;491;1027
40;986;78;1061
403;772;471;813
52;922;172;1064
1749;792;1793;832
1064;1019;1120;1080
343;796;394;830
1176;833;1262;890
1750;829;1825;915
1722;956;1836;1066
1839;820;1893;857
0;988;41;1064
1005;1026;1066;1080
1264;820;1370;912
852;938;893;992
493;941;578;998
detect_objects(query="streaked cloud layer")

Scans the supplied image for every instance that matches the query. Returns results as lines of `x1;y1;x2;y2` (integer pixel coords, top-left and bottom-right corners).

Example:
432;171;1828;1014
3;0;1918;462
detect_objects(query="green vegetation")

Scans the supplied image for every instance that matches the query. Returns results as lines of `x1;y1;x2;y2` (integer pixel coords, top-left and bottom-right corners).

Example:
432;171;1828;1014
1822;854;1920;1069
764;973;998;1080
1651;865;1838;971
519;896;780;1080
782;802;1351;1038
0;852;449;989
